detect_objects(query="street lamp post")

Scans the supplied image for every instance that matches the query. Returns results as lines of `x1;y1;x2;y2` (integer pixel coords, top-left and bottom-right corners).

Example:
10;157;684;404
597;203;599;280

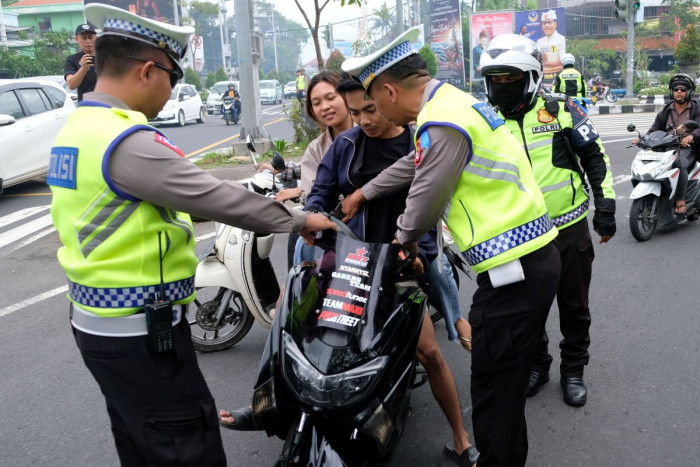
270;7;278;75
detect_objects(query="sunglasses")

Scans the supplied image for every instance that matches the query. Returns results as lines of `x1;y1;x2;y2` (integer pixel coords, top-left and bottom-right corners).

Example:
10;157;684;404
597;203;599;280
673;87;688;93
127;56;180;88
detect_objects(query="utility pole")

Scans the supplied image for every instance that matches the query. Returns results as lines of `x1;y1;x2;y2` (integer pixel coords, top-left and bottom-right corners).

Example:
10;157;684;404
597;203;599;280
172;0;179;26
1;0;8;44
270;6;278;75
625;0;635;98
396;0;403;36
235;0;266;141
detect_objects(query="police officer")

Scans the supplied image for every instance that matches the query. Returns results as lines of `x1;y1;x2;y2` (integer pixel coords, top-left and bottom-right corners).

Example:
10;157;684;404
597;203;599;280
48;5;334;466
341;27;561;467
295;68;307;102
553;53;587;98
480;34;616;407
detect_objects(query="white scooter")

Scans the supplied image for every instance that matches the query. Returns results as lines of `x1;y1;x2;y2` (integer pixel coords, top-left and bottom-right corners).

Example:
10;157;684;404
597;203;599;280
627;121;700;241
189;136;287;351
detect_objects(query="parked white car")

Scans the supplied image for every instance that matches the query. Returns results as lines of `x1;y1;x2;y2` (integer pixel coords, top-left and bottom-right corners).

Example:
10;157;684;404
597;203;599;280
284;81;296;99
21;75;78;102
0;79;75;192
150;83;206;126
260;79;283;104
206;80;239;115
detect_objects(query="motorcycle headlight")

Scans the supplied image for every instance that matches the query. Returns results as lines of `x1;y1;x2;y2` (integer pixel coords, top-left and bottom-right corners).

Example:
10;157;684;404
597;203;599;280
282;331;388;408
632;150;675;181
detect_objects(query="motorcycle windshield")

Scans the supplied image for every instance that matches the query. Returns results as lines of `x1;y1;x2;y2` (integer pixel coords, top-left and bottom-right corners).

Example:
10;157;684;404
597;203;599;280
642;131;677;150
282;231;425;374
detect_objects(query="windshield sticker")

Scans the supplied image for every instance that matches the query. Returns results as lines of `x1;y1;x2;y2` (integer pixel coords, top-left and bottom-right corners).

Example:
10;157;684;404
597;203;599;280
318;311;360;327
338;265;370;277
327;288;368;304
331;272;372;291
322;298;364;315
345;248;369;267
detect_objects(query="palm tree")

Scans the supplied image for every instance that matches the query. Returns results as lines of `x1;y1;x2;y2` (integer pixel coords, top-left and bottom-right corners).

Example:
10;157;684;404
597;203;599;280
370;2;395;39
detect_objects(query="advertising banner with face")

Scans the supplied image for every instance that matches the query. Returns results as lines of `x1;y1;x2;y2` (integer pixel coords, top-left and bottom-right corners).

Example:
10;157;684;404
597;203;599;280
468;11;514;82
515;7;567;79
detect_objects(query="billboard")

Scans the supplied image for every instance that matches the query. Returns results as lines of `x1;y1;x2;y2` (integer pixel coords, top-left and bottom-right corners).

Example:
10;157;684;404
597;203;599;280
429;0;465;88
515;7;566;79
83;0;180;25
469;11;514;83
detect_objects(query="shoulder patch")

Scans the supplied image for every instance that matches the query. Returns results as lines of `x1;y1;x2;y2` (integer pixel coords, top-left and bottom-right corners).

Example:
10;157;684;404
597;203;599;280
415;131;431;166
154;133;185;157
472;102;504;130
47;147;78;189
565;98;588;118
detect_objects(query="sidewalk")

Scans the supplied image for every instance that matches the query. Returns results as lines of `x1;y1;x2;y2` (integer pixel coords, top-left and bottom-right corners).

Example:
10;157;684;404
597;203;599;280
587;95;670;115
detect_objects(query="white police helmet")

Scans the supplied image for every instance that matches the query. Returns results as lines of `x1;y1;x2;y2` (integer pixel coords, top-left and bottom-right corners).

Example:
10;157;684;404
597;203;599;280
562;53;575;67
480;34;543;117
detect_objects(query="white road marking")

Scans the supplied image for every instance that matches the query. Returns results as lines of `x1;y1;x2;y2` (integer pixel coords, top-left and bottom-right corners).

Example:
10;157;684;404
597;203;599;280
0;285;68;317
7;227;56;254
0;214;53;249
0;205;50;228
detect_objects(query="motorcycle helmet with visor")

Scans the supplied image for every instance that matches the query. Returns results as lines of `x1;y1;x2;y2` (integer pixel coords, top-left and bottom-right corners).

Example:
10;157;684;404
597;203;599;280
480;34;543;119
561;53;575;67
668;73;695;102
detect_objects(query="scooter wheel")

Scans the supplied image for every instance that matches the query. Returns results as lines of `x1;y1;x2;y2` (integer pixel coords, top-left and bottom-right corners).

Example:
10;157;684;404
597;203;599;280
189;287;254;352
629;195;657;241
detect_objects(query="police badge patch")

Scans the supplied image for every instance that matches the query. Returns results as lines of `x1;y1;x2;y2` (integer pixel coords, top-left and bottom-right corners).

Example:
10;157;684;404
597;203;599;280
537;108;555;124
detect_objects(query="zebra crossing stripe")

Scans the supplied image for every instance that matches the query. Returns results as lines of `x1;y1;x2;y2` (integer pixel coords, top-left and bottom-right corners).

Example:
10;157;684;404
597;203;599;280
0;214;53;249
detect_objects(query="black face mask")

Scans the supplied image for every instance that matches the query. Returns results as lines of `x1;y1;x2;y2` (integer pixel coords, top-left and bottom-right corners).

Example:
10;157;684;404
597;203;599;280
489;78;527;115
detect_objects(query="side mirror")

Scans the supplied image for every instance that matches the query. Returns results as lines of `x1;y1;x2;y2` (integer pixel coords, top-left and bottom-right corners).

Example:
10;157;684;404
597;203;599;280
246;134;256;153
0;114;16;126
684;120;699;130
271;152;286;172
627;124;636;132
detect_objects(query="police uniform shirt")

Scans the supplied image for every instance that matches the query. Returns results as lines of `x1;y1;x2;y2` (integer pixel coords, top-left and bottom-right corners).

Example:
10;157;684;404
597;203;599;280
84;92;307;233
360;79;471;244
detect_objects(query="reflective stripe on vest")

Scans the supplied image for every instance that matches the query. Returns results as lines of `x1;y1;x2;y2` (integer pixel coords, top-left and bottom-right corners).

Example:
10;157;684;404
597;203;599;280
551;199;589;228
463;214;553;266
69;277;195;309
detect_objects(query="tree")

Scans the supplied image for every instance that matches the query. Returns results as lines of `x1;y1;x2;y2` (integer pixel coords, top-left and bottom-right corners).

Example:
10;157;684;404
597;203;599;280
675;25;700;66
566;39;617;80
254;1;309;78
0;31;72;78
325;49;346;72
661;0;700;31
371;2;395;39
181;1;220;72
292;0;363;70
185;67;202;90
419;45;438;77
215;67;229;82
205;72;217;89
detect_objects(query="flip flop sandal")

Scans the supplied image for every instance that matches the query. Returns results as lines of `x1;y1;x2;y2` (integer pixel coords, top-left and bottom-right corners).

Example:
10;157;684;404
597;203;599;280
675;202;687;214
218;407;260;431
445;443;480;466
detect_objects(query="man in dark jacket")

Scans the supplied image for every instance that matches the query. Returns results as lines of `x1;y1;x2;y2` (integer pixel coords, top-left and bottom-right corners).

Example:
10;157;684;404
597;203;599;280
64;24;98;101
635;73;700;214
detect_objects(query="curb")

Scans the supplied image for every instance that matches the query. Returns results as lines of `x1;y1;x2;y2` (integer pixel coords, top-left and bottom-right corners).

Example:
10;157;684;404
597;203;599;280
587;103;664;115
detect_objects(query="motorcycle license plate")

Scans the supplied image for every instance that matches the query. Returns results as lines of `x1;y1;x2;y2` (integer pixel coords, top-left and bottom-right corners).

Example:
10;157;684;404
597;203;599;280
637;150;664;161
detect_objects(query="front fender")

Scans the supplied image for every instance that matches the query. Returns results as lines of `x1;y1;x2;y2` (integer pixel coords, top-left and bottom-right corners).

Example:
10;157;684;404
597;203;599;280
630;182;661;200
194;257;237;290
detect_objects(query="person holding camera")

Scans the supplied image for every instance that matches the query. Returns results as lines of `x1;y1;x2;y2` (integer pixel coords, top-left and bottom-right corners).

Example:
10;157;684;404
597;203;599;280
64;23;98;101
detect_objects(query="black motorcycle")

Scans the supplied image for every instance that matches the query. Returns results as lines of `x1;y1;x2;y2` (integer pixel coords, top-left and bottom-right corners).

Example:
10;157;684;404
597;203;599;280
222;96;241;125
247;221;426;466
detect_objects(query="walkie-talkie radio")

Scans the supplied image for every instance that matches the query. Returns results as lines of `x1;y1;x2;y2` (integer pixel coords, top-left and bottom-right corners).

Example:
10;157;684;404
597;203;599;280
145;232;174;353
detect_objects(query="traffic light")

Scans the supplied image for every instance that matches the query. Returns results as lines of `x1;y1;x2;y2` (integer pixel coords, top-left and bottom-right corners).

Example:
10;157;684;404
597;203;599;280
632;0;641;8
322;26;331;48
614;0;628;22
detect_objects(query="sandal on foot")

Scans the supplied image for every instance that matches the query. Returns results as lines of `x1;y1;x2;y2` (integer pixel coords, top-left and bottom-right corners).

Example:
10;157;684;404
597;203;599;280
458;336;472;353
218;407;260;431
675;201;687;214
445;443;480;466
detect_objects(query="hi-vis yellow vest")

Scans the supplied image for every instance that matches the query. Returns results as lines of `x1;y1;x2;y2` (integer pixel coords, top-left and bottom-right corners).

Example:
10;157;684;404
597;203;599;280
296;75;306;90
415;82;557;273
555;68;587;98
503;97;614;230
48;104;197;317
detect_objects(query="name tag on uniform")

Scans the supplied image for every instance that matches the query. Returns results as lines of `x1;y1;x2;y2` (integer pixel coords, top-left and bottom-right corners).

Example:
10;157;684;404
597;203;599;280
488;258;525;288
47;147;78;189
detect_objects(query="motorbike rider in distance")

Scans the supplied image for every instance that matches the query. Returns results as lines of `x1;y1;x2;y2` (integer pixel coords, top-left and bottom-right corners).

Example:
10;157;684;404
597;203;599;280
632;73;700;214
220;82;241;120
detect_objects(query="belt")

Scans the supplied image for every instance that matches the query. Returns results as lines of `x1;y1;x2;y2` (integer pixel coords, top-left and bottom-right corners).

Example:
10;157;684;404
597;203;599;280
551;200;589;228
70;304;185;337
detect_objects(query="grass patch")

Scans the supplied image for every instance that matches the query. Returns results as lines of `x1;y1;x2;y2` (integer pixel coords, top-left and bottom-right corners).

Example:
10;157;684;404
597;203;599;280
194;140;312;169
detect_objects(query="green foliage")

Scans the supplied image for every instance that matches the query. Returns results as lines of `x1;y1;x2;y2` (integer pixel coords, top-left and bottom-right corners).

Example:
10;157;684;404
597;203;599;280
283;100;321;143
215;67;228;82
419;45;438;77
254;1;309;79
325;49;346;73
0;31;73;78
205;72;217;89
661;0;700;31
566;39;617;79
633;81;644;94
273;139;287;152
638;85;668;95
184;67;202;90
675;25;700;64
